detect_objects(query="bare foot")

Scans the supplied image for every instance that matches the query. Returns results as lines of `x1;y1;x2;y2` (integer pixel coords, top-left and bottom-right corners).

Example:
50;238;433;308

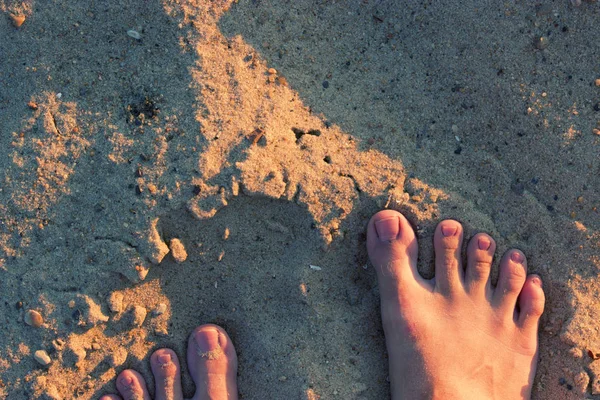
100;324;238;400
367;210;545;400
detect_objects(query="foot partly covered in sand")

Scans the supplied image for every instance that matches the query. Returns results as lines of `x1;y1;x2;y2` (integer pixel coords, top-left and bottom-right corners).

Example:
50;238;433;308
100;324;238;400
102;210;544;400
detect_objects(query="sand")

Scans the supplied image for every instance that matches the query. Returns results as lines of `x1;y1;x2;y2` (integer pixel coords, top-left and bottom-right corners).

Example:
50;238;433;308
0;0;599;398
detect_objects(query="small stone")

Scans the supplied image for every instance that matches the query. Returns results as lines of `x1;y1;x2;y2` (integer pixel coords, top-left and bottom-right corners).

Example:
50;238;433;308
110;347;128;367
34;350;51;366
451;124;458;133
153;303;167;316
127;30;141;40
268;68;277;75
577;196;584;203
593;128;600;135
52;339;65;351
15;301;23;309
322;80;329;88
27;101;38;110
534;36;549;50
10;13;26;28
278;376;287;382
25;310;43;327
107;292;124;313
131;305;147;327
594;103;600;112
169;238;187;263
223;227;230;240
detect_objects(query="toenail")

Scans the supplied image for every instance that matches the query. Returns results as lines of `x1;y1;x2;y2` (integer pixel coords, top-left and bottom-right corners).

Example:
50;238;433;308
374;217;399;241
441;225;457;237
195;329;224;360
531;275;542;287
120;375;134;386
477;237;491;250
158;353;171;365
510;251;524;263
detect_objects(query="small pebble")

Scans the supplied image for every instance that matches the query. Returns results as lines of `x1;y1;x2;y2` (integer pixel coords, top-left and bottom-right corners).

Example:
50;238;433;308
34;350;51;366
534;36;549;50
27;101;38;110
593;128;600;135
278;376;287;382
153;303;167;316
131;305;147;327
9;13;25;28
594;102;600;112
127;30;141;40
25;310;43;327
268;68;277;75
52;339;65;351
107;292;124;313
15;301;23;309
223;227;230;240
451;124;458;133
169;238;187;263
322;80;329;88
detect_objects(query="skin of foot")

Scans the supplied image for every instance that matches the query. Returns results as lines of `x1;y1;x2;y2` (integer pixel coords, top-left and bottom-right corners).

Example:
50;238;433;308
366;210;545;400
100;324;238;400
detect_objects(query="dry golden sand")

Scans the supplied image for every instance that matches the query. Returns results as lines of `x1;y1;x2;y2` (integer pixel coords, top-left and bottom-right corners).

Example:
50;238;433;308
0;0;599;399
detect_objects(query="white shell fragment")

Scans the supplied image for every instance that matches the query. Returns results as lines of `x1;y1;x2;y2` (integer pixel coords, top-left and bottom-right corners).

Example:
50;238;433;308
127;30;141;40
34;350;51;366
309;265;322;271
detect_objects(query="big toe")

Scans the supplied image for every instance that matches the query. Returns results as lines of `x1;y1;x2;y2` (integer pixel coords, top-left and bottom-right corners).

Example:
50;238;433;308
366;210;428;294
116;370;151;400
187;324;238;400
151;348;184;400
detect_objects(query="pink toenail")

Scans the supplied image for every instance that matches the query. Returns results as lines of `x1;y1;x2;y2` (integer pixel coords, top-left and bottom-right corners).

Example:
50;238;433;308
477;237;491;250
120;375;134;386
531;276;542;287
510;252;524;263
375;217;399;241
158;353;171;365
195;329;223;360
441;225;457;237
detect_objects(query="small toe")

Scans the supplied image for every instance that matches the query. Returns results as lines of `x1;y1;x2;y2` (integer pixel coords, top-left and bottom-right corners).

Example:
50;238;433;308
517;274;545;337
116;370;151;400
99;396;122;400
464;233;495;297
187;324;238;400
433;219;464;295
151;348;184;400
493;249;527;318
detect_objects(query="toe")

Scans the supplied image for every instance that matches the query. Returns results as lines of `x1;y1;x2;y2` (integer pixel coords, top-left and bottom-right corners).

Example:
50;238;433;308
464;233;495;297
517;275;545;339
188;324;238;400
433;219;464;295
366;210;431;296
493;249;527;318
99;396;122;400
116;370;151;400
151;348;184;400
